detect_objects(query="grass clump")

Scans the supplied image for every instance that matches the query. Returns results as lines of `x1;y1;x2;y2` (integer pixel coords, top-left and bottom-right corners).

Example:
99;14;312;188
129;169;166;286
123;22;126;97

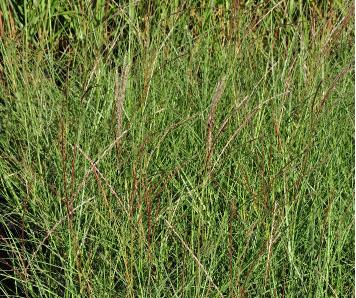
0;1;354;297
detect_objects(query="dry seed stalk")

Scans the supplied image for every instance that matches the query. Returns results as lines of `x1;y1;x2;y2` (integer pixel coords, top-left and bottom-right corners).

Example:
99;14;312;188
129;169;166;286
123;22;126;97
205;75;227;172
115;60;131;158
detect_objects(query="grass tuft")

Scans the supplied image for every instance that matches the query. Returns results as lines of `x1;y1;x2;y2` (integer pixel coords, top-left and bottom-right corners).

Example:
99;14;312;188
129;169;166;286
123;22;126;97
0;1;354;297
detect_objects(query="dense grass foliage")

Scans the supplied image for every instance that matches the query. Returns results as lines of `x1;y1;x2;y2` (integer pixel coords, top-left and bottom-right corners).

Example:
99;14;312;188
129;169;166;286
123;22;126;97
0;1;354;297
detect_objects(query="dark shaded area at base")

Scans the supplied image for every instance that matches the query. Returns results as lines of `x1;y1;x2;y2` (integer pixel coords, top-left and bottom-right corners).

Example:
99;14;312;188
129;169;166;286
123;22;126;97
0;201;25;297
